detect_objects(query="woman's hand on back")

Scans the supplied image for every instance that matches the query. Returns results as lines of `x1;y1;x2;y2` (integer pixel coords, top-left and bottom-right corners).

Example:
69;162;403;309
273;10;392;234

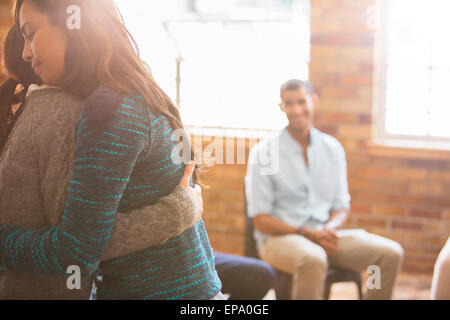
178;161;204;223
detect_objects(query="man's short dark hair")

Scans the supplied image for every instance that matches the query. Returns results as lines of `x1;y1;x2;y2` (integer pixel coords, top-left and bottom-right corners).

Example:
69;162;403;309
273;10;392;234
280;79;314;98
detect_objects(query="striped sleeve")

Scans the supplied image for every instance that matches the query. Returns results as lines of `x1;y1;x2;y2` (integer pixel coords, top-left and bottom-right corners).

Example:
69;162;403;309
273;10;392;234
0;87;149;277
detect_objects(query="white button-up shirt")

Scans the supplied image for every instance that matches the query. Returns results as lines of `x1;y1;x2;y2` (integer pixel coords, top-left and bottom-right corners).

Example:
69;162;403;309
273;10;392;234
245;127;351;245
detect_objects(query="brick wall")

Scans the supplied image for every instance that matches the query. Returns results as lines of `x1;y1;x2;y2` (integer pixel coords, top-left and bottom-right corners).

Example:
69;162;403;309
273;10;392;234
202;0;450;274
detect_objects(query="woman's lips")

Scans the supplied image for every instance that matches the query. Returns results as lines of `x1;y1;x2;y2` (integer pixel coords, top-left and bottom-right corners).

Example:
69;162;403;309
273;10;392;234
32;62;42;74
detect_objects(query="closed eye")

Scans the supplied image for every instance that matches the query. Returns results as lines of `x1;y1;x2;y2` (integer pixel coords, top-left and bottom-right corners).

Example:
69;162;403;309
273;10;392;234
25;31;35;41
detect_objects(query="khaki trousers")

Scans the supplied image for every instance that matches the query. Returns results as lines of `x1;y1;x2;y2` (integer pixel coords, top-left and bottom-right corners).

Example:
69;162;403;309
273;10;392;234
431;237;450;300
259;229;404;300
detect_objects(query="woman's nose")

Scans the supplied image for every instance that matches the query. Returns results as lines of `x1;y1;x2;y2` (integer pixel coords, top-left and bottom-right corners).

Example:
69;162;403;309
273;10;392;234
22;42;33;62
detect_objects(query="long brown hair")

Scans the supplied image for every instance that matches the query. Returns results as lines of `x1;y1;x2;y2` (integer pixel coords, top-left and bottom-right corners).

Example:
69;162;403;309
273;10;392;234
14;0;201;182
0;24;41;153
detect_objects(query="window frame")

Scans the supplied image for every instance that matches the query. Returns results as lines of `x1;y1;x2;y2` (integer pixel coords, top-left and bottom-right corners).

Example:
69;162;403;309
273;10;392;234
373;0;450;150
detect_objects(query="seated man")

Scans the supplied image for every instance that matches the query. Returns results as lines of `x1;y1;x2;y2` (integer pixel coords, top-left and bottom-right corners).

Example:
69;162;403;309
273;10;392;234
214;252;276;300
245;79;404;300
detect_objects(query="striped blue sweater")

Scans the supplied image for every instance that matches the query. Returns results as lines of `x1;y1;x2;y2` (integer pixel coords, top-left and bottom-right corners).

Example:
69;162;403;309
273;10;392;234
0;85;221;299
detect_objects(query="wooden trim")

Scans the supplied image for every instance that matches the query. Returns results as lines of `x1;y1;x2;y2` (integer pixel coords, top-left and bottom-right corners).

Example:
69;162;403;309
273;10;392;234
368;140;450;160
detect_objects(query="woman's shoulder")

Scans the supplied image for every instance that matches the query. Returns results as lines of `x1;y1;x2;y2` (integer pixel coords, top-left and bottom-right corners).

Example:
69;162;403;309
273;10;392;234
26;86;83;109
23;86;84;127
85;85;156;116
82;85;155;135
84;85;125;116
84;85;171;126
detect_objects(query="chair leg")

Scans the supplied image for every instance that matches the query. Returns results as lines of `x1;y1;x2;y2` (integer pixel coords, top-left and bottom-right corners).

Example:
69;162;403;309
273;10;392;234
324;283;332;300
357;278;363;300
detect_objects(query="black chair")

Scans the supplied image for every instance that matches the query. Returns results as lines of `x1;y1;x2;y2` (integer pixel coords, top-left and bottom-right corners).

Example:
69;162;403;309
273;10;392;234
244;191;363;300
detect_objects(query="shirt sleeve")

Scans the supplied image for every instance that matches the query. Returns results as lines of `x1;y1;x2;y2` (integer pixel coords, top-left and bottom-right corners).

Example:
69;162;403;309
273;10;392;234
245;144;275;218
0;88;149;277
330;143;351;212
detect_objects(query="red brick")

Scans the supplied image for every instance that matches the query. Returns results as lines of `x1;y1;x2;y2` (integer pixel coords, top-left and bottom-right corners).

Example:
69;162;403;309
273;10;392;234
358;114;372;125
339;139;359;151
321;9;369;23
324;34;362;46
341;75;373;87
310;73;340;87
359;62;374;74
317;98;371;113
315;124;338;136
353;167;391;179
341;21;373;35
339;47;374;63
429;170;450;182
350;192;391;204
407;159;449;170
424;221;450;232
311;46;340;59
207;231;244;256
410;209;442;219
347;178;370;190
311;34;326;45
392;168;428;181
356;217;387;228
359;35;374;46
346;153;372;164
409;183;444;197
388;195;427;206
402;257;435;273
444;210;450;221
374;206;407;217
391;221;423;231
405;233;444;246
421;196;450;207
310;60;359;74
358;87;373;101
321;112;358;124
382;232;404;244
347;179;411;196
358;139;369;149
338;125;371;139
351;204;372;214
322;87;359;99
311;20;342;33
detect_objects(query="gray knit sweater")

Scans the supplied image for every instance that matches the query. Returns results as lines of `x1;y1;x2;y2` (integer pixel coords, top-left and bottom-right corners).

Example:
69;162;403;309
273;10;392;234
0;88;198;299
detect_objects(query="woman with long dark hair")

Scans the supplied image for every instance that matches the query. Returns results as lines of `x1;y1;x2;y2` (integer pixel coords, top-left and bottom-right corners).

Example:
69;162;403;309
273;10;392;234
0;24;207;299
0;0;223;299
0;24;41;153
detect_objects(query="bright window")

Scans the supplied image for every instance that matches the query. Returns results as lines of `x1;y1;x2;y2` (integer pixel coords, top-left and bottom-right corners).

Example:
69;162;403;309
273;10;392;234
380;0;450;143
114;0;310;130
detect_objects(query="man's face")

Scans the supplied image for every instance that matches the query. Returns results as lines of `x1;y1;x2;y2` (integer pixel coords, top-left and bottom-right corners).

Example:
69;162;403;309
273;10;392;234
280;87;315;132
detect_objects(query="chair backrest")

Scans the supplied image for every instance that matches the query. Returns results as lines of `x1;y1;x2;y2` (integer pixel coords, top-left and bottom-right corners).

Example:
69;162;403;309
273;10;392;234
243;182;260;259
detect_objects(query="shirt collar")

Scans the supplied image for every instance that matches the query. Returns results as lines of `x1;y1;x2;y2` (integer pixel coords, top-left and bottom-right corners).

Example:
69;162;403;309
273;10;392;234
281;126;318;153
26;84;60;97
